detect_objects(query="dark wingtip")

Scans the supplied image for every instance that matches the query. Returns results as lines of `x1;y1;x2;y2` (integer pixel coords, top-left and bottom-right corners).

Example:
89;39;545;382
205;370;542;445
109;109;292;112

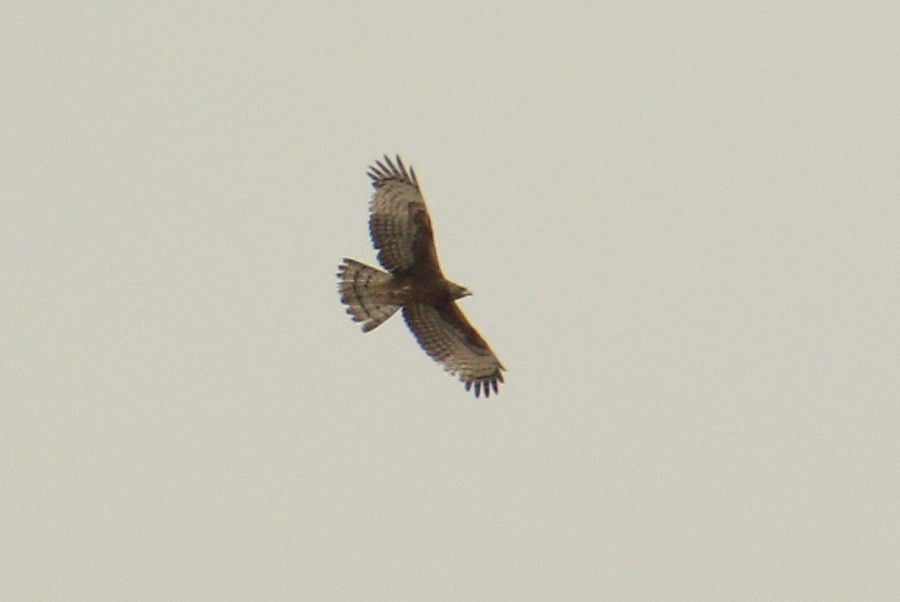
367;154;417;189
464;375;502;399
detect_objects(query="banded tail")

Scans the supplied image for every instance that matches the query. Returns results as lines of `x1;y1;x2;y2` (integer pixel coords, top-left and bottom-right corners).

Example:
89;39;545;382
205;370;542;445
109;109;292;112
337;259;400;332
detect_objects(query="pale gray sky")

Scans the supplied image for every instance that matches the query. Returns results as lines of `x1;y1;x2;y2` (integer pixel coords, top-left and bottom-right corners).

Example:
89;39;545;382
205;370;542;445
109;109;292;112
3;3;898;599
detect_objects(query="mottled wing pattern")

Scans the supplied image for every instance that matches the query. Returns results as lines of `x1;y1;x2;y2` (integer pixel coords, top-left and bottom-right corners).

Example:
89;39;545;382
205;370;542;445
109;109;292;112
403;303;505;398
367;155;440;276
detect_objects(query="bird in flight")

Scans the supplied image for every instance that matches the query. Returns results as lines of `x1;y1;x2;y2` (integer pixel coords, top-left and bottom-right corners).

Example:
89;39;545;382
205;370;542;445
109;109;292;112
337;155;505;398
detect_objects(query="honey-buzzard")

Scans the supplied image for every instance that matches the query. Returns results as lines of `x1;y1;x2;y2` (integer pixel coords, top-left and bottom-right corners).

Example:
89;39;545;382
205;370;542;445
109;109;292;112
337;155;505;398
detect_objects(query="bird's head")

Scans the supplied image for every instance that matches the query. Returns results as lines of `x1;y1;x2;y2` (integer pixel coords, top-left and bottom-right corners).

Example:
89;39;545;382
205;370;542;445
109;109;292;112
449;282;472;300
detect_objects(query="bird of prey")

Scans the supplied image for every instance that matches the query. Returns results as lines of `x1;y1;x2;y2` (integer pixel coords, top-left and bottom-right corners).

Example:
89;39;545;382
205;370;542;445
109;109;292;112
337;155;505;398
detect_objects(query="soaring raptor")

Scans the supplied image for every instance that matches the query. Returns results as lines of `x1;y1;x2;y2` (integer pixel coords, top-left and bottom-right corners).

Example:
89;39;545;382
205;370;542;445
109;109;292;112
337;155;505;398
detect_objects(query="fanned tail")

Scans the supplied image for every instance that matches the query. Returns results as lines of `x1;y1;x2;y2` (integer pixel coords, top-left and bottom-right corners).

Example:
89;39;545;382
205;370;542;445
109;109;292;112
337;259;400;332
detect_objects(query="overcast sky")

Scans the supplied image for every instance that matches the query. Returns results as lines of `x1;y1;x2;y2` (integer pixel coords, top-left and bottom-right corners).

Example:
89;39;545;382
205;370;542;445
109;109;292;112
3;3;898;599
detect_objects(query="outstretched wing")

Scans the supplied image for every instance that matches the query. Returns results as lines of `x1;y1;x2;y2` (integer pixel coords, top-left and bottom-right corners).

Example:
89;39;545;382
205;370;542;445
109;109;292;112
403;302;505;398
367;155;442;278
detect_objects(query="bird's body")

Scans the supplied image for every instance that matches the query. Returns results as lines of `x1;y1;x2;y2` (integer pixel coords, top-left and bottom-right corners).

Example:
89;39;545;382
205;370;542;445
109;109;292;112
337;155;505;398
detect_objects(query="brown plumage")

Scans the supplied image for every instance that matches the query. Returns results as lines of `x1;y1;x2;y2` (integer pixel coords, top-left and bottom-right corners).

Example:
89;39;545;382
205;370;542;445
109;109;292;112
337;155;505;398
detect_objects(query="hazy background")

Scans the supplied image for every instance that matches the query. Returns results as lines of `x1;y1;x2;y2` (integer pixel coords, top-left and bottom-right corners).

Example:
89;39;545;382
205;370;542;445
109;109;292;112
3;3;897;599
